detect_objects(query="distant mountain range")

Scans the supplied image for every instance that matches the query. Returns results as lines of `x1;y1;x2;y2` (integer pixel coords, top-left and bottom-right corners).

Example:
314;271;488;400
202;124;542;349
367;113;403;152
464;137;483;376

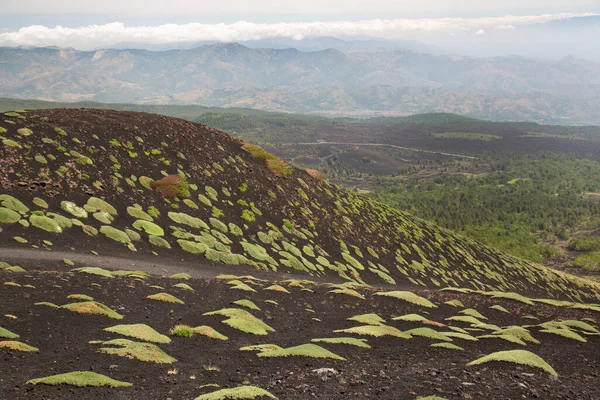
1;42;600;124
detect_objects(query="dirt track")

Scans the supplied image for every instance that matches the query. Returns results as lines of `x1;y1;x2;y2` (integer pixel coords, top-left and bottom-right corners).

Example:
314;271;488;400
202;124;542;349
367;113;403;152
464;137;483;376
0;247;330;283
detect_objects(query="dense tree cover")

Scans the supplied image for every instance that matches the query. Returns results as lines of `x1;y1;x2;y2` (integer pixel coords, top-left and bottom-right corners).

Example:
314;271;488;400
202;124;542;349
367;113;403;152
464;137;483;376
370;153;600;263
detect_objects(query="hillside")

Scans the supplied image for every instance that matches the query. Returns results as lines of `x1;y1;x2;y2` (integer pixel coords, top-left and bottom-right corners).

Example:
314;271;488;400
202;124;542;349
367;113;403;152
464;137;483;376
1;107;598;300
2;45;600;123
2;108;600;399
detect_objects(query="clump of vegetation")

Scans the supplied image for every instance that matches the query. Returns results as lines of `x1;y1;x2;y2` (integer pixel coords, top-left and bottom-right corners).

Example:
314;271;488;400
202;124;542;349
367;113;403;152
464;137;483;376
147;293;184;304
257;343;345;360
0;341;39;352
404;327;452;342
66;294;94;301
0;327;19;339
61;301;123;320
30;215;62;233
95;339;177;364
150;174;190;198
334;325;411;338
72;266;114;278
27;371;132;388
373;291;437;308
204;308;274;335
347;313;386;326
194;385;276;400
105;324;171;344
312;337;371;348
232;299;261;311
467;350;557;376
193;326;228;341
170;325;195;337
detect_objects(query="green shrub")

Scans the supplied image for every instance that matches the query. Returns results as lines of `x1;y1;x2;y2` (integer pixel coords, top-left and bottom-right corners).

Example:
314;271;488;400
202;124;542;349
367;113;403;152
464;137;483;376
568;236;600;252
573;251;600;272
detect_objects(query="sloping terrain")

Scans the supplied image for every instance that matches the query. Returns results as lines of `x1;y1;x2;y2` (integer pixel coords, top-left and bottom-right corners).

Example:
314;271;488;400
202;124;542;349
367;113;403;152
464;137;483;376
2;108;600;399
1;108;598;301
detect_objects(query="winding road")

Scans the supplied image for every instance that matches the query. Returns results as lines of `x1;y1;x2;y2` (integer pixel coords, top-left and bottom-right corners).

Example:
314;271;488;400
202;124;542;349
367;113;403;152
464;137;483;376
287;141;477;159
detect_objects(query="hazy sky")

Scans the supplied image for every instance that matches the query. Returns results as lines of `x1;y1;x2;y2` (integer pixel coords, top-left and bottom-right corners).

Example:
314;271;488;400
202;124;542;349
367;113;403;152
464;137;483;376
1;0;599;58
5;0;600;16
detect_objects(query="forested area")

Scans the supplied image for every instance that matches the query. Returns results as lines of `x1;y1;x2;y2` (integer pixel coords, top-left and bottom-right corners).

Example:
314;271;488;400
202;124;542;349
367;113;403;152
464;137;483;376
370;153;600;264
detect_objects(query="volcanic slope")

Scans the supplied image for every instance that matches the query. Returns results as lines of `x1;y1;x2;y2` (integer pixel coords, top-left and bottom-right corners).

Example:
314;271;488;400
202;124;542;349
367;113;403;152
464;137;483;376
1;108;599;301
2;109;600;400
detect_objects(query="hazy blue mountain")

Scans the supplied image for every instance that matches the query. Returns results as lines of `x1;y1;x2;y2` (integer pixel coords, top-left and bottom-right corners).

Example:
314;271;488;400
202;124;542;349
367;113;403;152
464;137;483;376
1;43;600;123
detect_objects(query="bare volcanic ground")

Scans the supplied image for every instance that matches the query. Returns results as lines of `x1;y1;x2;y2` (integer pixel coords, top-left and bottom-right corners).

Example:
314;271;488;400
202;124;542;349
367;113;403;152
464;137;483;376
2;108;600;399
1;261;600;400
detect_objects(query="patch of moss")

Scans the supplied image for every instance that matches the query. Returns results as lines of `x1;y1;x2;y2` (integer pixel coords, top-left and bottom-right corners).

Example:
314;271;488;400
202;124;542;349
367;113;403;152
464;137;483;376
173;283;194;291
67;294;94;301
0;327;19;339
232;299;261;311
193;326;229;341
86;197;117;215
373;291;437;308
431;342;464;351
404;327;452;342
2;139;21;148
148;234;171;249
177;240;208;254
127;206;153;221
171;273;192;280
147;293;184;304
27;371;132;388
17;128;33;136
194;385;276;400
133;220;164;236
334;325;411;338
72;266;114;278
95;339;176;364
60;201;88;218
35;302;59;308
0;207;21;224
100;226;131;244
169;212;209;230
258;343;345;360
32;197;49;209
204;308;274;336
61;301;123;319
105;324;171;344
29;215;62;233
327;289;365;300
0;340;39;352
311;337;371;348
467;350;557;376
348;313;386;326
264;285;290;294
3;196;32;212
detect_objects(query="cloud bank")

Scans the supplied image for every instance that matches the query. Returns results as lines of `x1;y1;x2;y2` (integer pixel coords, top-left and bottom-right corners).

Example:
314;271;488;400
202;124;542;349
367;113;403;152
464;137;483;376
0;13;596;50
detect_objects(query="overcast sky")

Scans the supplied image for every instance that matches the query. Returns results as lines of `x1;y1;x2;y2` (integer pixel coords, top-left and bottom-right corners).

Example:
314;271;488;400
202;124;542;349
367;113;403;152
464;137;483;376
1;0;599;54
4;0;600;19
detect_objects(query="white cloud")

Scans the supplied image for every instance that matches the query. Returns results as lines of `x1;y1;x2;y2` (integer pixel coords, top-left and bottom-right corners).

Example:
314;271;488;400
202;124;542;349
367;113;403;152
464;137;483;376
0;13;596;49
475;29;486;35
